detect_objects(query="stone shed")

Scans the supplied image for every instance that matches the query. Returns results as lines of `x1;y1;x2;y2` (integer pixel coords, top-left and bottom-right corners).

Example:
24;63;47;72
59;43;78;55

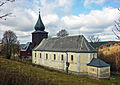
87;58;110;79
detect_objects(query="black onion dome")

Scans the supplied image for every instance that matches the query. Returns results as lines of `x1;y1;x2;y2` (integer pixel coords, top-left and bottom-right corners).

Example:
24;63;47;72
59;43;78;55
34;13;45;31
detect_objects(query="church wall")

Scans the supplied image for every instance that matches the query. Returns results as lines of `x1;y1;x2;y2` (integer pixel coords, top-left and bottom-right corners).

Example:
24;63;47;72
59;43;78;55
78;53;97;73
68;52;79;72
57;52;66;70
32;51;37;64
38;51;42;65
50;52;60;69
32;51;97;74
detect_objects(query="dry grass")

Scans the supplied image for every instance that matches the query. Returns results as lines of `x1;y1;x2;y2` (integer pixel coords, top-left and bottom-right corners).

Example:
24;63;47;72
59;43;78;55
0;58;120;85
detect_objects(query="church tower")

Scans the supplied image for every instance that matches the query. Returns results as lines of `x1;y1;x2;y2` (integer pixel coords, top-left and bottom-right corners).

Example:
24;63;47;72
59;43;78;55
32;11;48;48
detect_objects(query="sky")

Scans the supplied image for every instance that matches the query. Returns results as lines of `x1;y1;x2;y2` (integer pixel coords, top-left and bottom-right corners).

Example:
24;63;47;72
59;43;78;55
0;0;120;44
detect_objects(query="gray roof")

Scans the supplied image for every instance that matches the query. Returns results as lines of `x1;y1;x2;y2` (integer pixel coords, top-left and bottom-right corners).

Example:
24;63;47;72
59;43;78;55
20;44;26;48
21;42;32;51
34;35;97;53
87;58;110;67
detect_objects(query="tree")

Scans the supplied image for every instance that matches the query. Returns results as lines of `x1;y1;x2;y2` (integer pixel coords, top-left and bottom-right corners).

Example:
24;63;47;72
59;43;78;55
112;8;120;39
115;55;120;72
88;35;100;48
0;0;15;19
1;30;20;59
57;29;69;37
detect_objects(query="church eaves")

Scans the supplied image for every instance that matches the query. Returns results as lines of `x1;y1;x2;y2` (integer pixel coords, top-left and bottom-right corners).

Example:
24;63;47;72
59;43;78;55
33;35;97;53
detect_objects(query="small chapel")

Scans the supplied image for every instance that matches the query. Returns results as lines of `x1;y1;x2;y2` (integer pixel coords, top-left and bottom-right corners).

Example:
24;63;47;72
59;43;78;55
32;11;110;79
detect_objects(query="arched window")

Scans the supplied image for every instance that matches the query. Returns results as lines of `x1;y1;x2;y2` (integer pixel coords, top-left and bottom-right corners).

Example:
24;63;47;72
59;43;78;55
61;55;64;61
54;54;56;60
40;53;41;58
71;55;73;61
93;53;96;58
46;54;48;60
35;53;36;57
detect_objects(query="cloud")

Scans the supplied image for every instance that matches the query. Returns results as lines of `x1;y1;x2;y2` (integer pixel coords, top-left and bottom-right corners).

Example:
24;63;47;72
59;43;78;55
43;14;59;25
0;0;119;44
61;7;119;40
34;0;74;15
84;0;106;8
0;0;74;43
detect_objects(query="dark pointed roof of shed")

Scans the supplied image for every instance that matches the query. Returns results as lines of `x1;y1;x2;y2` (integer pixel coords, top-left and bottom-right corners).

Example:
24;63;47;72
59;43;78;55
87;58;110;67
34;12;45;31
21;42;32;51
34;35;97;53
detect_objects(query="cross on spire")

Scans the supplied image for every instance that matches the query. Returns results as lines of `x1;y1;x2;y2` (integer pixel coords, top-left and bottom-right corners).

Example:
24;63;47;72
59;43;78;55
39;9;40;14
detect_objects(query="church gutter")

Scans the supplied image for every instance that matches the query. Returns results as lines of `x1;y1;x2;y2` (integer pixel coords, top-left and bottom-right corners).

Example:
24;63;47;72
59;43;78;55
33;50;98;53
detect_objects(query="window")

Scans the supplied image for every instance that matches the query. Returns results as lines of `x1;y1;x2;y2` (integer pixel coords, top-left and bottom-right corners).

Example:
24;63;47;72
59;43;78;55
71;55;73;61
35;53;36;57
54;54;56;60
40;53;41;58
93;53;96;58
46;54;48;60
61;55;63;61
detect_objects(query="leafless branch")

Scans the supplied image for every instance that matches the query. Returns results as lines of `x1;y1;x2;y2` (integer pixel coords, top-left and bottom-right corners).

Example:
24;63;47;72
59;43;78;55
113;8;120;39
112;29;120;39
0;13;12;19
0;1;7;7
118;8;120;11
0;0;15;7
0;0;15;19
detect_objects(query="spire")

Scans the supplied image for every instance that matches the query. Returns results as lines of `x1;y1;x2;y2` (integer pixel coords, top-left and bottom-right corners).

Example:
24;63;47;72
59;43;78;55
34;10;45;31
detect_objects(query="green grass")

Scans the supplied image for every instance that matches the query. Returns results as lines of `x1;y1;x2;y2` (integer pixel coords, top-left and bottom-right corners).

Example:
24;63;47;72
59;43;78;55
0;58;120;85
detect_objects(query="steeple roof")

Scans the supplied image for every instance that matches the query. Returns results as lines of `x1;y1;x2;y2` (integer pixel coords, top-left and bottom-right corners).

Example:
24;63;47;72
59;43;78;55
34;11;45;31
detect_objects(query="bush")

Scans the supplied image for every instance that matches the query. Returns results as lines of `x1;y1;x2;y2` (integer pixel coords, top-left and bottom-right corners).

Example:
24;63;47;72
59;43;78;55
6;54;11;59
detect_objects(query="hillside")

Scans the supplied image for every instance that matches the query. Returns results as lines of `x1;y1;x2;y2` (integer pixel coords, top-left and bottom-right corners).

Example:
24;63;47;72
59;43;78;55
98;45;120;72
0;58;120;85
99;45;120;55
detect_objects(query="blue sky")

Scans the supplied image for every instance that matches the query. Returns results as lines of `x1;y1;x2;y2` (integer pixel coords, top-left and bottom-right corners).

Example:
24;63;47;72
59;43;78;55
0;0;120;44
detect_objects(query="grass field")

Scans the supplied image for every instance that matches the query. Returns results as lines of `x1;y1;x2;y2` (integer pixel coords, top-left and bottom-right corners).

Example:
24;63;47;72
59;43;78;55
0;58;120;85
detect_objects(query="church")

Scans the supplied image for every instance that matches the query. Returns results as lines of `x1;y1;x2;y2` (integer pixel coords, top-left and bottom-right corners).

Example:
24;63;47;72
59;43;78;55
32;11;110;79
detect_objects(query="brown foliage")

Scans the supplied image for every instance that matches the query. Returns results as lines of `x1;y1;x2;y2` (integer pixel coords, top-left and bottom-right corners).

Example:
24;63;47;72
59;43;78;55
98;46;120;72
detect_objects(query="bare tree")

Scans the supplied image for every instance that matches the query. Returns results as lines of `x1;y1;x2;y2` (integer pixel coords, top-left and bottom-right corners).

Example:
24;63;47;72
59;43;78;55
112;8;120;39
0;0;15;19
57;29;69;37
1;30;20;59
88;35;100;43
88;35;100;48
